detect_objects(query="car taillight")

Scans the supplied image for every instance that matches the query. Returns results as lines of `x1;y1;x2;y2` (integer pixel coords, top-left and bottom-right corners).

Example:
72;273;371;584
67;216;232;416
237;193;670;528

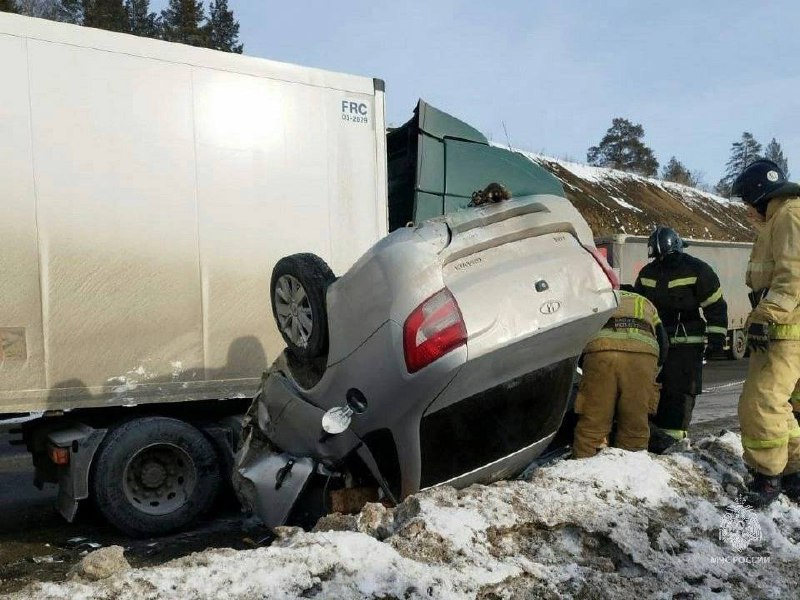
403;288;467;373
584;245;620;290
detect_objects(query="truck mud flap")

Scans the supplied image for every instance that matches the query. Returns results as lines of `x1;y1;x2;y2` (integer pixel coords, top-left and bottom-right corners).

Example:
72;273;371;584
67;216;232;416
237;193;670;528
46;425;107;522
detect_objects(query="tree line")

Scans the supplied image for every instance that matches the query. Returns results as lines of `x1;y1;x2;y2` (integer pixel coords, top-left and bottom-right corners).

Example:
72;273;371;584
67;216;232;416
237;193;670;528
586;117;790;195
0;0;243;53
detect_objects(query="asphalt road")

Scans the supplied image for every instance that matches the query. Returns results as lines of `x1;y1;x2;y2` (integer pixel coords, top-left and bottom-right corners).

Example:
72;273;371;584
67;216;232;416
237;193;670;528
0;426;268;595
691;357;748;436
0;358;750;594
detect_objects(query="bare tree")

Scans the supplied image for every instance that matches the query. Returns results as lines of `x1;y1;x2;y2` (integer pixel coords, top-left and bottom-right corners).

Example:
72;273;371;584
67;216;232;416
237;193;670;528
16;0;81;22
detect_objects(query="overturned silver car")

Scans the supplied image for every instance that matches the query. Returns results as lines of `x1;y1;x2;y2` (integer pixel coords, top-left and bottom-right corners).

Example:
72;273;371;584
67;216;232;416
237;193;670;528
234;191;618;529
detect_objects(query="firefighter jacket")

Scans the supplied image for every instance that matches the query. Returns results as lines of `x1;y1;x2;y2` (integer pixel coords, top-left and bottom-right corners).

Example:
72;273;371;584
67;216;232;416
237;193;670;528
584;290;668;364
747;195;800;339
634;252;728;345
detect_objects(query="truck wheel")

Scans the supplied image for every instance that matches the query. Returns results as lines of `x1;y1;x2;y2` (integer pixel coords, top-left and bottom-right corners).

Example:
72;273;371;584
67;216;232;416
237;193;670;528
92;417;220;537
728;329;746;360
270;254;336;360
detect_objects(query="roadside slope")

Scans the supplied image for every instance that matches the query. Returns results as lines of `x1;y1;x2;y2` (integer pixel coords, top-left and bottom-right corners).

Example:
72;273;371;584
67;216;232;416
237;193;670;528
527;155;756;242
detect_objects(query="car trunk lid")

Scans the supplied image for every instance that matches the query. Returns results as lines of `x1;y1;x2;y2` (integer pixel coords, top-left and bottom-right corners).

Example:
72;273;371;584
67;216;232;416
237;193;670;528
435;195;615;360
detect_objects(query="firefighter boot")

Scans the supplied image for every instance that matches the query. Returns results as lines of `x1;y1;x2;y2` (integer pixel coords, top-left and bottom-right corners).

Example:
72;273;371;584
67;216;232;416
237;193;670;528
743;472;782;509
648;425;683;455
648;426;674;454
782;471;800;504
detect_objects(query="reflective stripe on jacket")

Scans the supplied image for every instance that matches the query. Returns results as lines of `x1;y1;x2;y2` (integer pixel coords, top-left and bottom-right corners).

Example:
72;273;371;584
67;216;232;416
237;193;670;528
747;196;800;340
634;252;728;345
584;291;662;357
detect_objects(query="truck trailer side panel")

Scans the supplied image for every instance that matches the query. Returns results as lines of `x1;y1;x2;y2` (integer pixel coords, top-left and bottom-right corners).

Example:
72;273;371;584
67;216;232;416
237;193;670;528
0;33;46;398
0;13;387;414
597;235;753;332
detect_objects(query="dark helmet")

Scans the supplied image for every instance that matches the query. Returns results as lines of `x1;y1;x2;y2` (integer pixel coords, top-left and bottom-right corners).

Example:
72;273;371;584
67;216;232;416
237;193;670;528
730;159;787;215
647;226;684;260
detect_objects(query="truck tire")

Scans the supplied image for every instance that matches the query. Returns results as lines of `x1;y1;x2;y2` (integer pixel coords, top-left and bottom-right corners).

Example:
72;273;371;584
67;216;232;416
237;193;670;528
270;253;336;360
728;329;746;360
91;417;220;537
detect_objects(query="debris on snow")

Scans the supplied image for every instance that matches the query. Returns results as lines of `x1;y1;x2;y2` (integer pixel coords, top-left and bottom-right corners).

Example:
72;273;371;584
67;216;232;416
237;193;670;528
67;546;130;582
10;433;800;599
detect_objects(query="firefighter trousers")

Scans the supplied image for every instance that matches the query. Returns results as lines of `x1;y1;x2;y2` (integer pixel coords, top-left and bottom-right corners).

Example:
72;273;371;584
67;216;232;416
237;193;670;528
573;351;659;458
652;344;704;439
738;341;800;477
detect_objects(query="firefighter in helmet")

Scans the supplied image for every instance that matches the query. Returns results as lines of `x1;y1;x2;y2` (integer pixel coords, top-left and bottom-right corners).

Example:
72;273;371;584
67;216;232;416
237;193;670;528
572;286;667;458
634;226;728;452
731;159;800;507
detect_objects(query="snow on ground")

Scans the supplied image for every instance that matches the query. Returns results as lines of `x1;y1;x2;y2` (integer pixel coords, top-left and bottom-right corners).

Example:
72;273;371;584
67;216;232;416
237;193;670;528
549;158;613;185
608;196;643;213
11;433;800;600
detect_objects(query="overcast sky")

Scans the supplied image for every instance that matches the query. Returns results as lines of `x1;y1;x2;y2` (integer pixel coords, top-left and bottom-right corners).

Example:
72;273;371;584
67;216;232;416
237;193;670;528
160;0;799;184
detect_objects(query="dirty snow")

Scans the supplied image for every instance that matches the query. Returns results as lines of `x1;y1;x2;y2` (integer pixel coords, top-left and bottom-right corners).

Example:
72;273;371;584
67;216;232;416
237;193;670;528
107;365;157;395
11;432;800;600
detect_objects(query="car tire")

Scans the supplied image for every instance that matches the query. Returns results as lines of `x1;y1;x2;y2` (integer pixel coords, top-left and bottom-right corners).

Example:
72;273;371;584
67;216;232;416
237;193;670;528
270;253;336;360
91;417;220;537
728;329;746;360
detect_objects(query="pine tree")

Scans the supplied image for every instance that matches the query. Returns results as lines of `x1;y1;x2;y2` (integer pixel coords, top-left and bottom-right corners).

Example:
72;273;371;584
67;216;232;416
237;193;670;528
764;137;790;178
0;0;20;14
661;156;699;188
83;0;128;33
715;132;762;196
205;0;242;53
125;0;158;38
161;0;207;48
587;118;659;177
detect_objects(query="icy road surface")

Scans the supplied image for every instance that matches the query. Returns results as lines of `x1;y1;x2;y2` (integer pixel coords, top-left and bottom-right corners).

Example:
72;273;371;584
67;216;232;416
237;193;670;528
9;431;800;600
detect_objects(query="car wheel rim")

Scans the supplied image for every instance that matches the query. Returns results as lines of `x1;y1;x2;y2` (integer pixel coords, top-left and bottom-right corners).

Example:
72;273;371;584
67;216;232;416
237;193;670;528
274;274;313;348
122;443;197;516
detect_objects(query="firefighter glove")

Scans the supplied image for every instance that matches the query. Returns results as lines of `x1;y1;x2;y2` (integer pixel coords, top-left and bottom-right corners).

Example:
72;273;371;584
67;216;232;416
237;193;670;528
746;322;770;353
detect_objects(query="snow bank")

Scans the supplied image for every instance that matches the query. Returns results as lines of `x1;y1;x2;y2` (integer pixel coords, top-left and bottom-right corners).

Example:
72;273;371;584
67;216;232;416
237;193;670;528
12;433;800;600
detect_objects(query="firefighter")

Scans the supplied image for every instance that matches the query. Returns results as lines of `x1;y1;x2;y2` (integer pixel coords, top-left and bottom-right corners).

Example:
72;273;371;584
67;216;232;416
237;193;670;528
572;287;667;458
634;226;728;452
731;159;800;507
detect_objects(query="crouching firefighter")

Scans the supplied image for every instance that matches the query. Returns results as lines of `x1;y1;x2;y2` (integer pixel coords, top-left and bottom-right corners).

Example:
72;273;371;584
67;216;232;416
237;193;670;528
731;159;800;507
572;287;668;458
634;226;728;453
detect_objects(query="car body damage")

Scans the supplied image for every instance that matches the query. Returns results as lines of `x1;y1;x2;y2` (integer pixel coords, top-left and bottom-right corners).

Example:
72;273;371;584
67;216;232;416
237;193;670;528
234;192;618;530
237;196;616;527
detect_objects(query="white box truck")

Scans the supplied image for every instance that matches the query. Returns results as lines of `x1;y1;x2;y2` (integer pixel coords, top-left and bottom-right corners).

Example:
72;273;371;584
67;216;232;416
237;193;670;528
0;12;388;531
595;235;753;360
